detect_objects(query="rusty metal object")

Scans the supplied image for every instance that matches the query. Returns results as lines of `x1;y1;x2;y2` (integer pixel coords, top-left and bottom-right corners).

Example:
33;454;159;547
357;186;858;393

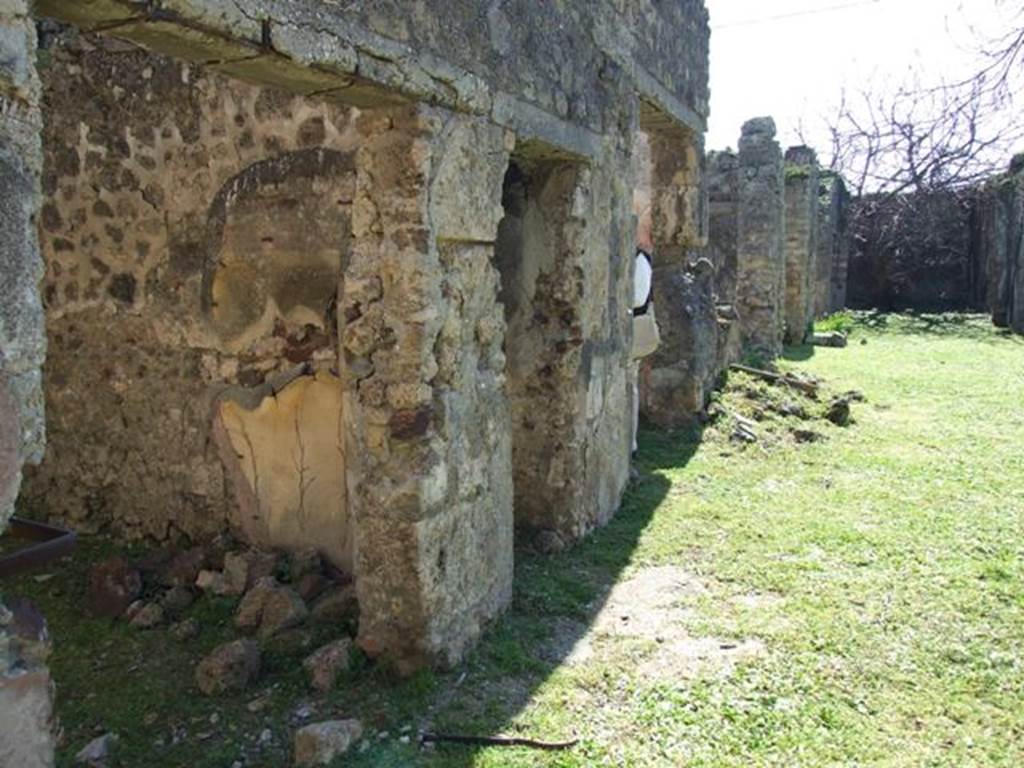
0;518;77;579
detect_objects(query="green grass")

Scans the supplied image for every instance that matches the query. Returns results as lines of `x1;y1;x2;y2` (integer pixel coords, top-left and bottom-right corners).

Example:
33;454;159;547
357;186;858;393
814;309;857;334
6;313;1023;766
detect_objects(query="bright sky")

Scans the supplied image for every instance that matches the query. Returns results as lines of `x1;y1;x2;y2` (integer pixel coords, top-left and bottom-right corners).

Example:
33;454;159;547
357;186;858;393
706;0;1019;154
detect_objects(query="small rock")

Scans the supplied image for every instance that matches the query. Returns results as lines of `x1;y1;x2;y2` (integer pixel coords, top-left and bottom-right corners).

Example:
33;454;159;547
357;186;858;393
309;584;358;625
259;728;273;744
123;600;145;623
247;696;269;713
793;428;825;443
731;423;758;444
129;602;165;629
811;331;848;348
235;578;308;638
774;400;807;419
235;577;278;631
295;572;330;603
169;618;199;641
157;546;210;588
289;548;322;583
294;720;363;767
88;557;142;619
534;529;567;555
3;597;52;664
195;639;260;696
244;549;280;584
75;733;114;765
196;569;226;594
220;552;252;596
302;638;353;693
160;586;195;615
826;397;851;427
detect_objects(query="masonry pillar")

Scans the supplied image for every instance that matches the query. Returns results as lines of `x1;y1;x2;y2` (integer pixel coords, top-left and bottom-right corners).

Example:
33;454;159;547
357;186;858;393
642;124;719;427
783;146;819;344
0;3;56;765
343;105;514;674
735;118;785;358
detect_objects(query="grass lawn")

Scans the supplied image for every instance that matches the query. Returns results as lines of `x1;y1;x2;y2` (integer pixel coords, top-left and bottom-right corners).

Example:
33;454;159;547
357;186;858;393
5;312;1023;767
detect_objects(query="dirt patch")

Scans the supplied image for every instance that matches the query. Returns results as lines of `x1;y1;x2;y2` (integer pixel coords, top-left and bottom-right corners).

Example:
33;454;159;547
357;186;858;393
538;566;767;681
639;636;765;679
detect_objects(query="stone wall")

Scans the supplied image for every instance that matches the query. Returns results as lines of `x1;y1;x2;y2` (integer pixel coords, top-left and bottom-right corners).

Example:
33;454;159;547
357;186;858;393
0;5;55;766
974;160;1024;333
814;172;849;317
19;0;711;672
783;146;819;344
735;118;786;357
22;32;361;558
847;189;977;311
706;150;739;306
640;111;719;428
0;0;44;535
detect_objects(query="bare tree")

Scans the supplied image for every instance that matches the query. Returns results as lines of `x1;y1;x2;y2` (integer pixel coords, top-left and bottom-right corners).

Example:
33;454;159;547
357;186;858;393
806;2;1024;197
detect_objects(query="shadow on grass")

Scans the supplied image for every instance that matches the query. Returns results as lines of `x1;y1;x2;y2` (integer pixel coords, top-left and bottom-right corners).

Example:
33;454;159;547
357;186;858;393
782;343;814;362
406;422;704;767
853;309;1021;344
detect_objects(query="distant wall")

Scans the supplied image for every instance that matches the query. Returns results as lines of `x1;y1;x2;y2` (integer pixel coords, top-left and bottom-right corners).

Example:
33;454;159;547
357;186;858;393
783;147;819;344
848;161;1024;325
848;190;978;312
974;161;1024;332
815;173;850;316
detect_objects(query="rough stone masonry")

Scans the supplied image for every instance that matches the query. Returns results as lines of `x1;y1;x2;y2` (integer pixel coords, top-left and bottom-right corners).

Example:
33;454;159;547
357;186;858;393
783;146;819;345
1;4;56;767
735;117;787;357
1;0;713;680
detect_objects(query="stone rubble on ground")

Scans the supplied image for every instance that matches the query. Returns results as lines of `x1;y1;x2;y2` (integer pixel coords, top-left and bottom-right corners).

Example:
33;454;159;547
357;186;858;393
235;576;309;638
195;638;260;696
74;733;114;766
303;638;353;692
293;719;364;767
811;331;848;348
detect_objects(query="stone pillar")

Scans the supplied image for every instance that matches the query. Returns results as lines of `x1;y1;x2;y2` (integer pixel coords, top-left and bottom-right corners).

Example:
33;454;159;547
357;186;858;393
0;7;54;766
642;127;719;427
783;146;819;344
706;150;739;306
344;106;514;674
976;159;1024;333
0;0;45;533
735;117;785;358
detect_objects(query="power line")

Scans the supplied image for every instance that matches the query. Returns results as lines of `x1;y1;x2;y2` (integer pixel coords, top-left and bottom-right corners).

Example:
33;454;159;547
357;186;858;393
712;0;883;30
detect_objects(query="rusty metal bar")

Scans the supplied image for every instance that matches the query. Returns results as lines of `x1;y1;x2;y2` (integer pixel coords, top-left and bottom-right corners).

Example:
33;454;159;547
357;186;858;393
0;518;77;579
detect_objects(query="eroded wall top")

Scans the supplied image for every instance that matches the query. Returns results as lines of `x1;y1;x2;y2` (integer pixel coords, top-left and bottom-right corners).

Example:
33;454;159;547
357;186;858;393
38;0;710;154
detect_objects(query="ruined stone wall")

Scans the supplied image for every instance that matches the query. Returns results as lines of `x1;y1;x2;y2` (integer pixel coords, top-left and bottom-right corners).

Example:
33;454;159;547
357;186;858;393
0;0;44;535
22;31;360;558
25;0;710;671
814;173;849;317
496;149;632;544
783;147;819;344
38;1;709;160
641;116;719;428
974;161;1024;332
735;118;786;357
848;190;978;312
706;150;739;306
0;6;56;766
